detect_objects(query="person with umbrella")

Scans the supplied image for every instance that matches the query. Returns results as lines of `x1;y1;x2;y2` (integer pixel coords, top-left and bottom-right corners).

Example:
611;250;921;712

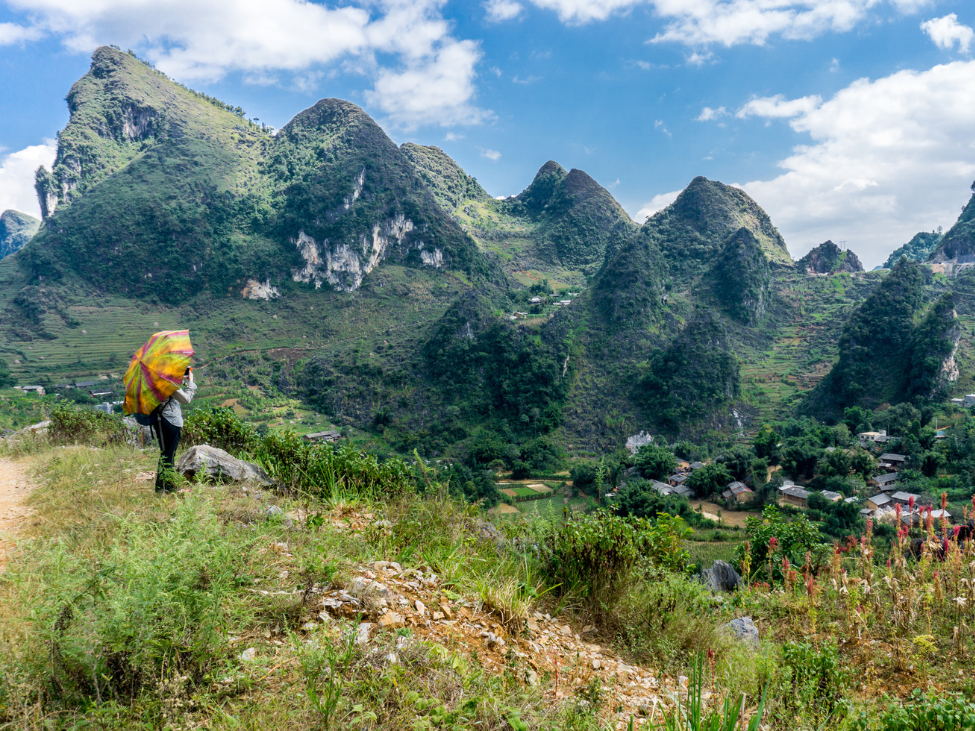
123;330;197;493
154;366;197;493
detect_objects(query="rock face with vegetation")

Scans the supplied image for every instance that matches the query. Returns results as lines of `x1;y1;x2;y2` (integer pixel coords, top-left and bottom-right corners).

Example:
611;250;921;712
883;230;942;268
0;210;40;259
399;143;492;213
796;240;863;274
929;185;975;265
643;176;793;272
806;258;960;417
709;227;773;324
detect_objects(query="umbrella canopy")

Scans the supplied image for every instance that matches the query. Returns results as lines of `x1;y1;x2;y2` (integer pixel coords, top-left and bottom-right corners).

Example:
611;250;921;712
123;330;195;415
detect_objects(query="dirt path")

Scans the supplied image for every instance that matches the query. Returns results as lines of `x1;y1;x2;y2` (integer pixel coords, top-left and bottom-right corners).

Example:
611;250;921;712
0;458;35;572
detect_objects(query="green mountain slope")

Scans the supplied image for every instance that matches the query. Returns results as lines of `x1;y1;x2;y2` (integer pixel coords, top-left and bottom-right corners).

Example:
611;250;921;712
0;210;39;260
399;143;492;212
797;241;864;274
645;176;793;271
929;187;975;267
883;231;942;268
804;259;959;418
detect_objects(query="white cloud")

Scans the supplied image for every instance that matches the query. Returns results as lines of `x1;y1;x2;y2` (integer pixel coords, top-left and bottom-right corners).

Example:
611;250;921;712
485;0;525;22
4;0;489;129
696;106;728;121
654;119;672;137
0;140;58;220
365;39;489;128
684;50;714;66
635;189;681;221
0;22;43;45
734;61;975;267
921;14;974;54
736;93;823;119
444;132;465;141
524;0;926;46
480;148;502;161
829;57;840;72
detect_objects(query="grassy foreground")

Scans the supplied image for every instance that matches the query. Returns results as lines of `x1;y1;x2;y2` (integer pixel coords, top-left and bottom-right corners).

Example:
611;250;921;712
0;430;974;729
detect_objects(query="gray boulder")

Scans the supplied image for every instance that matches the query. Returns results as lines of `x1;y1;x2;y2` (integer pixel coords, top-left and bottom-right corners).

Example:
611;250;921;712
724;616;759;646
122;417;155;448
701;560;742;593
177;444;273;485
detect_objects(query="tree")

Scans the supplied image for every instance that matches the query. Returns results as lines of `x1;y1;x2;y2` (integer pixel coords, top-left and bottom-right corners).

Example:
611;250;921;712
570;461;598;493
753;424;780;461
820;449;852;478
685;463;732;499
717;445;753;481
920;451;943;478
781;438;821;478
634;444;678;480
735;505;826;582
614;479;690;520
849;448;876;480
0;359;13;389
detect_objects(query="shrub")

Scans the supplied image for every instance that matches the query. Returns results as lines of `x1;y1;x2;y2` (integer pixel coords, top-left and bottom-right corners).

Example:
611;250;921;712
541;510;690;616
773;640;849;726
855;691;975;731
49;402;125;445
36;497;253;704
182;405;259;453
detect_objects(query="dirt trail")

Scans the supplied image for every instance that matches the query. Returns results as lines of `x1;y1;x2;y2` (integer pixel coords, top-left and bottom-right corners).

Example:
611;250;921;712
0;458;35;572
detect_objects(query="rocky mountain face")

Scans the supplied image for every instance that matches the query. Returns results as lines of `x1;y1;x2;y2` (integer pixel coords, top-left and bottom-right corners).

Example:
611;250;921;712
0;210;40;259
400;143;491;213
797;240;864;274
644;176;793;273
709;227;773;325
884;231;942;269
929;189;975;266
804;258;958;417
22;46;492;304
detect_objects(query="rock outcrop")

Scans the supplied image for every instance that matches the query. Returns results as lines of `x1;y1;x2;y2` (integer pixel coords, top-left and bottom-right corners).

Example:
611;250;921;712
0;210;40;259
700;560;742;593
177;444;273;485
797;240;863;274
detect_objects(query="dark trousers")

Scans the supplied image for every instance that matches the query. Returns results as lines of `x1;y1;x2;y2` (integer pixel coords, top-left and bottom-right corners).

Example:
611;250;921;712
154;418;181;493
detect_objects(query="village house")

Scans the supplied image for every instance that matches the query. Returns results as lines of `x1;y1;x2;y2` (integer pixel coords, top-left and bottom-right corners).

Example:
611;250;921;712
671;485;695;499
820;490;843;503
930;509;953;524
951;398;965;407
964;394;975;407
529;297;543;304
878;453;907;470
858;430;889;444
869;472;900;490
16;385;45;396
668;473;688;486
722;481;754;503
304;430;342;443
866;493;892;511
779;485;810;508
651;480;676;496
889;491;930;507
689;461;705;471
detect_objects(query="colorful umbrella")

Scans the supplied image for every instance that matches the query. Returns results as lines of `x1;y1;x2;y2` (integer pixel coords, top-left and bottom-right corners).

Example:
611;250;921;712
123;330;195;415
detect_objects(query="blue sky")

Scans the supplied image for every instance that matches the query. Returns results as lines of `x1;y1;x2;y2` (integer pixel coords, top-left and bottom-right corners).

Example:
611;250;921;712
1;0;974;267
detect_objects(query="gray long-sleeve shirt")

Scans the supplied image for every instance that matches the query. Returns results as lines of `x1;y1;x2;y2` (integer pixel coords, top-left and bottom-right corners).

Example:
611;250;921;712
160;380;197;428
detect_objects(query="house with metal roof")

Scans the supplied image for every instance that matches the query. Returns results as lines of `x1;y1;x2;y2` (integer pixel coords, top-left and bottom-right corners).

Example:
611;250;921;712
780;486;810;508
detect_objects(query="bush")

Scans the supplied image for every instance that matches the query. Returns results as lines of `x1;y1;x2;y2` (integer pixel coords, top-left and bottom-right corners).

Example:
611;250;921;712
541;510;690;617
772;640;849;726
855;691;975;731
182;405;259;454
49;402;125;445
36;497;252;704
